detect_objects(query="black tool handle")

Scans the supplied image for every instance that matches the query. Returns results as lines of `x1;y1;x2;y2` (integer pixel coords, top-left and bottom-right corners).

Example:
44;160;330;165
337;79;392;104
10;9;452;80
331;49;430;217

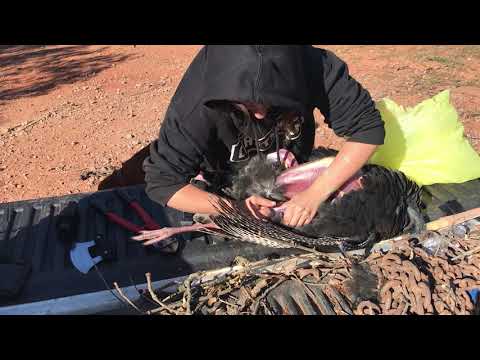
93;234;116;261
93;206;117;262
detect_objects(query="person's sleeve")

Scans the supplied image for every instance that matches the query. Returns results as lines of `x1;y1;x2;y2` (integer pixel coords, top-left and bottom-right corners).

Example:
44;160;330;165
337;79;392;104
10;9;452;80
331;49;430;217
143;109;215;206
309;48;385;145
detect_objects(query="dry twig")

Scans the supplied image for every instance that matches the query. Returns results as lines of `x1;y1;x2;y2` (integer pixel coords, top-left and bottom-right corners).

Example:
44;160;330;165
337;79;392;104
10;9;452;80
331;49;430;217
145;273;180;315
113;282;143;313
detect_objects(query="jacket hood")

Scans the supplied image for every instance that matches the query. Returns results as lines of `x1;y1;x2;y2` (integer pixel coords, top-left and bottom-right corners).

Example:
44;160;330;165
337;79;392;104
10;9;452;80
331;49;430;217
172;45;308;118
200;45;310;116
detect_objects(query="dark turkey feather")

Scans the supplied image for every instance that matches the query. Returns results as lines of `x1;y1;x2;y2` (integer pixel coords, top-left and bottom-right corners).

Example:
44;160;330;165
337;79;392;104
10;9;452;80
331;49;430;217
300;164;423;242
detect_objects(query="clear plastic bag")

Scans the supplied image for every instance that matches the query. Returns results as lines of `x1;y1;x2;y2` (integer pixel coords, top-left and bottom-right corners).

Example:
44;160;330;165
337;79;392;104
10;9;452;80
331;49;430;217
420;232;450;256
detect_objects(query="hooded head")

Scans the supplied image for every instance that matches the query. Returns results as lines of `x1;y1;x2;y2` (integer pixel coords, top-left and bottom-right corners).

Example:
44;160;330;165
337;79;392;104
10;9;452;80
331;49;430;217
202;45;309;117
196;45;310;163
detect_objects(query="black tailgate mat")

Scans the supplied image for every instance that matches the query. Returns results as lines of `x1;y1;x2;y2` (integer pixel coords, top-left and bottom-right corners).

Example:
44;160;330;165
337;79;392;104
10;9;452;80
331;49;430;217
0;186;299;307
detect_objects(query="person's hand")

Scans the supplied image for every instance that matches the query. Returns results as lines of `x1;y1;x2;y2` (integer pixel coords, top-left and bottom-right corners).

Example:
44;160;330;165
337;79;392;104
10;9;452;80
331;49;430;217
281;189;327;228
244;195;276;219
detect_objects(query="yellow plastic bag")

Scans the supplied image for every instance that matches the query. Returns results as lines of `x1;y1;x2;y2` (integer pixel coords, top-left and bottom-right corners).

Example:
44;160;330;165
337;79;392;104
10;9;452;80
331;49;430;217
369;90;480;186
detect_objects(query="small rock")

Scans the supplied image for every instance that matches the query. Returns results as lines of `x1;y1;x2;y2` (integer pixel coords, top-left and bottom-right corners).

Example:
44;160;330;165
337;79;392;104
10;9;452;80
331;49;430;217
72;141;79;145
82;86;89;91
125;134;135;139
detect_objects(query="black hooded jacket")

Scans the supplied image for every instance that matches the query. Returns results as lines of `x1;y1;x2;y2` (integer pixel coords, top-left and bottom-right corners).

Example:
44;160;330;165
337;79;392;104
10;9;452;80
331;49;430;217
144;45;385;206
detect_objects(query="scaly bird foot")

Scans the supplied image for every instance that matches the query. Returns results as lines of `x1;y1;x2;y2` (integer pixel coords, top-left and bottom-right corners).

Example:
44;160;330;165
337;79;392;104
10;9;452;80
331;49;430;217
131;228;178;246
131;222;220;246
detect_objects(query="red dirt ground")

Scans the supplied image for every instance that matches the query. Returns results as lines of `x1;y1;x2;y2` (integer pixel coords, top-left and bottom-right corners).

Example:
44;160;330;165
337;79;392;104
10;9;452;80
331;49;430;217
1;45;480;203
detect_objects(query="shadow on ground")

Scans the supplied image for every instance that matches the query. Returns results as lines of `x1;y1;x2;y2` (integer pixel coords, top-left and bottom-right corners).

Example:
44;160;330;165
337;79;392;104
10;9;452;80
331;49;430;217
0;45;132;104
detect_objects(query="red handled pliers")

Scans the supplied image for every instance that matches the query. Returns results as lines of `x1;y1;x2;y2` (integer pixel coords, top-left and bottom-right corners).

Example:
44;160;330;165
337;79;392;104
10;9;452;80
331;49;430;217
90;189;161;233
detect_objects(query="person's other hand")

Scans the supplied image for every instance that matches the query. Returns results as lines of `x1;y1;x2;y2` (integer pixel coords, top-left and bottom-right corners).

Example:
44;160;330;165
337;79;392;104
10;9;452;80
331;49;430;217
244;195;276;219
281;189;326;228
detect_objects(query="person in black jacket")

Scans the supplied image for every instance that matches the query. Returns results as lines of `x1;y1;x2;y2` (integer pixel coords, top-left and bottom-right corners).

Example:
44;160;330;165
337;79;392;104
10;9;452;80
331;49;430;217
144;45;385;228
